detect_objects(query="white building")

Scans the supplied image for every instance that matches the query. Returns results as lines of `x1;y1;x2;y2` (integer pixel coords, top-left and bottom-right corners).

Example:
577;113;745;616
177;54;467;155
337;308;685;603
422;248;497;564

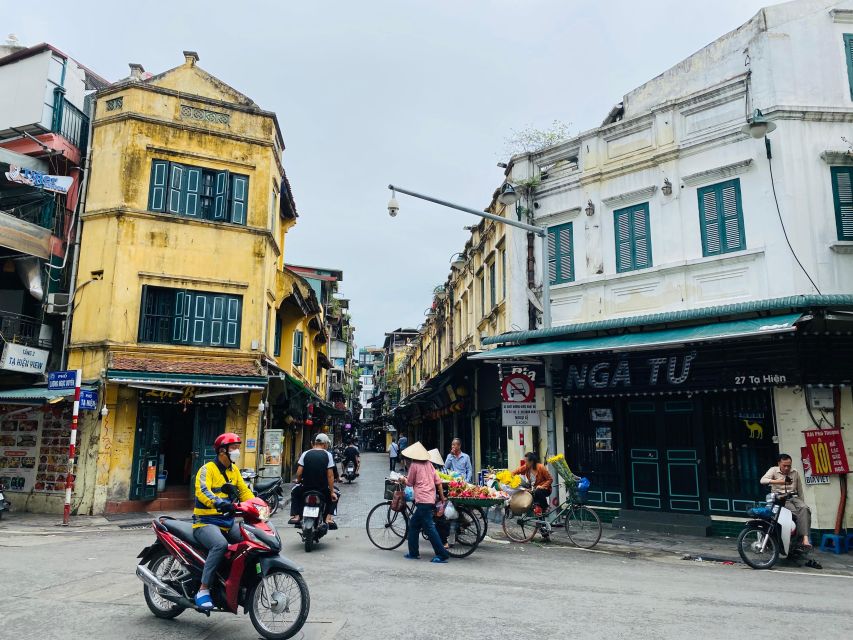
484;0;853;537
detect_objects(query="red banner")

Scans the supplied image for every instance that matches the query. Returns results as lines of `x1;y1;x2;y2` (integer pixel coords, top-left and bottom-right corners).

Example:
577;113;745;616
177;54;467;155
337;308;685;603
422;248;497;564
803;429;849;475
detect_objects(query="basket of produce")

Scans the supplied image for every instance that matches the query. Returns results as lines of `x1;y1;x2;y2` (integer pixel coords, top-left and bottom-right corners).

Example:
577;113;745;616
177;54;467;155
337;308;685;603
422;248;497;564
446;480;508;507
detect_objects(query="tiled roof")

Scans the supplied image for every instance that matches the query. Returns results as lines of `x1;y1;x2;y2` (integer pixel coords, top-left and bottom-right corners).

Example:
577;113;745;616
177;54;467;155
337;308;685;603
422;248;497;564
110;353;262;377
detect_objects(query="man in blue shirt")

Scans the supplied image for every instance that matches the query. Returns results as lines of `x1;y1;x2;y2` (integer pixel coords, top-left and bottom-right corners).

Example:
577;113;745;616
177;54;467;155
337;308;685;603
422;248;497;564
444;438;472;483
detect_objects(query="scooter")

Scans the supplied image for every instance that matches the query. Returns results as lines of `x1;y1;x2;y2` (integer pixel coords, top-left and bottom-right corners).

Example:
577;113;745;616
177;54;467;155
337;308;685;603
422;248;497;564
254;476;285;516
298;489;328;553
0;481;10;519
135;484;309;639
737;491;817;570
342;461;358;484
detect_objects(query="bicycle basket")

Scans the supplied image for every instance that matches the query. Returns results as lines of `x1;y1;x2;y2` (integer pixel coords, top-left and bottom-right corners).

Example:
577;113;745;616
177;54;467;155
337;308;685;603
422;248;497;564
384;479;399;500
509;491;533;515
569;477;590;503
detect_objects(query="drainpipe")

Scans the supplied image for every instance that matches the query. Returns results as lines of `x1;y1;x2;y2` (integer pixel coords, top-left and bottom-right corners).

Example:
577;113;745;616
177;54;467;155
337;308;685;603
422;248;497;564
833;387;847;536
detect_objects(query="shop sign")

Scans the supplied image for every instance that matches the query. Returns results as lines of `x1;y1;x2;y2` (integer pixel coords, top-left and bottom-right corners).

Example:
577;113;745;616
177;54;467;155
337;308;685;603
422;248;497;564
5;164;73;194
48;370;77;390
1;343;48;374
263;429;283;467
79;389;98;411
501;373;535;403
803;429;849;475
502;402;540;426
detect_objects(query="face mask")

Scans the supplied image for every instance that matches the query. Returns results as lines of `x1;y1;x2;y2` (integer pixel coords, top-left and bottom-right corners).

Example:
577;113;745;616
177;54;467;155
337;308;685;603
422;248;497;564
229;449;241;463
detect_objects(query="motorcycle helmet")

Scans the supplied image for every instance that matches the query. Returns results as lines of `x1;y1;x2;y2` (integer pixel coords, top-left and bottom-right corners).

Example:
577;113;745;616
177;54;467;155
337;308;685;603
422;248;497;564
214;432;242;452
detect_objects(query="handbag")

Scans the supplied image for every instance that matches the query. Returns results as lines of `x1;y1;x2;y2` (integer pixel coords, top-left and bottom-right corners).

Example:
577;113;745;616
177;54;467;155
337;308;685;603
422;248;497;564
390;488;406;512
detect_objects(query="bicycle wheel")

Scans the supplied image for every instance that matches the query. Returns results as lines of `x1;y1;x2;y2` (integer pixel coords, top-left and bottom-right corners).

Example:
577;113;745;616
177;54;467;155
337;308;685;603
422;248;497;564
502;506;537;543
470;506;488;542
446;508;481;558
366;501;408;550
564;505;602;549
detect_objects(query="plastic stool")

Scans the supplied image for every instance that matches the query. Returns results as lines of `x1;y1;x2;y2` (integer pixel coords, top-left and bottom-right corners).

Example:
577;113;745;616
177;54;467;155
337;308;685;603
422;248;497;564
819;533;849;554
846;533;853;550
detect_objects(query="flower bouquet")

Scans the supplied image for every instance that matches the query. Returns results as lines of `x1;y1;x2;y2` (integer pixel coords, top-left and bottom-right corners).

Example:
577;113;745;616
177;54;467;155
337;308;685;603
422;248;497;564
547;453;577;491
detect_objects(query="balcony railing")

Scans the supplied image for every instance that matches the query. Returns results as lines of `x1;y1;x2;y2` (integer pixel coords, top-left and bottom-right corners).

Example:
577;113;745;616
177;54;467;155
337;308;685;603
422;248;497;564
0;312;45;349
51;89;89;153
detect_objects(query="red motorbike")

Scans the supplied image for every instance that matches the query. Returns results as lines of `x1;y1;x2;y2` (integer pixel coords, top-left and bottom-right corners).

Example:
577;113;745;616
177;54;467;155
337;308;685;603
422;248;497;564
135;486;309;640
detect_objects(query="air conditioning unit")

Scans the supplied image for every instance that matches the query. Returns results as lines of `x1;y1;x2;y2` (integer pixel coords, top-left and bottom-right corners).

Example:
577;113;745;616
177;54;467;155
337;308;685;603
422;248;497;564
45;293;70;314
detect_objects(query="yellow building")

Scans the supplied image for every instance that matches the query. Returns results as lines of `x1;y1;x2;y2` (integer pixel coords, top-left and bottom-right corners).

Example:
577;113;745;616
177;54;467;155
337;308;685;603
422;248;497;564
66;52;300;514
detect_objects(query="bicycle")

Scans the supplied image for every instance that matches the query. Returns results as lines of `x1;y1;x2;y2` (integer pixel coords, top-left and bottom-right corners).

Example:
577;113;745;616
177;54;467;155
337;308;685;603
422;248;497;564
501;490;602;548
366;484;482;558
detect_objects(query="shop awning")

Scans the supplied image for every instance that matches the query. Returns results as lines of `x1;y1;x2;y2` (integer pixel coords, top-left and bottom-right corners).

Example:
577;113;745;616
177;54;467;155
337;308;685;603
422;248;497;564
0;384;98;404
106;370;267;390
471;314;803;360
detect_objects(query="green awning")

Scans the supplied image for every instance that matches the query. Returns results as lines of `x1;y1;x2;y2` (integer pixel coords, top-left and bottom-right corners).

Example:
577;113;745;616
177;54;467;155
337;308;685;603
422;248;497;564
106;370;267;389
0;384;98;404
471;314;803;360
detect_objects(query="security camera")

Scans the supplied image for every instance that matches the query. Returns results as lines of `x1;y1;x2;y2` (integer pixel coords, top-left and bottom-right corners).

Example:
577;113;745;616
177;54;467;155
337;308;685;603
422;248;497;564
387;195;399;217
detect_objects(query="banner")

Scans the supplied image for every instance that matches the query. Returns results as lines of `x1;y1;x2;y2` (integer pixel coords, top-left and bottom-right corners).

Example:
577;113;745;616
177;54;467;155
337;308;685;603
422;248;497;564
5;164;73;194
803;429;849;475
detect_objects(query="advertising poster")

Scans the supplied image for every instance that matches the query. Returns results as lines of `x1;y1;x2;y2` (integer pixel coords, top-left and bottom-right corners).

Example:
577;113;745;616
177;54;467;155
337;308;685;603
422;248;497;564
0;405;71;493
595;426;613;452
263;429;283;467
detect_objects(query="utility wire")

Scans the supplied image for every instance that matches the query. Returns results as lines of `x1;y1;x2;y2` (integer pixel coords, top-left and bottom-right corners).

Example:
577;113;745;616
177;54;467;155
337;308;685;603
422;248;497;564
766;139;822;294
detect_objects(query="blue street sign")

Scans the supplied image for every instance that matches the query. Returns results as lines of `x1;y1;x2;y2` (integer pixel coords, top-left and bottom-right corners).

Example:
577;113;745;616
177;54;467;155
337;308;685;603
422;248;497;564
48;370;77;391
79;389;98;411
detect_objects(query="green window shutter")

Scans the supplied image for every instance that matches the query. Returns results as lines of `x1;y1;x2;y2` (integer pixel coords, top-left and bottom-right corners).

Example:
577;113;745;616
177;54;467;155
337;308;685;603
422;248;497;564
548;223;574;284
501;249;507;299
614;208;633;272
138;285;150;341
230;174;248;224
148;160;168;212
489;262;496;308
293;330;303;365
210;296;225;346
213;170;230;220
832;167;853;240
845;34;853;101
173;290;190;343
167;163;185;214
274;316;282;356
183;167;202;217
632;205;652;269
225;298;240;347
191;293;207;344
699;179;745;256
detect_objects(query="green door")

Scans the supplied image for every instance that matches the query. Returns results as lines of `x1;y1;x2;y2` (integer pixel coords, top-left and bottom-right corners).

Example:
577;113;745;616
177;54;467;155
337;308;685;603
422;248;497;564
131;406;164;500
190;406;226;488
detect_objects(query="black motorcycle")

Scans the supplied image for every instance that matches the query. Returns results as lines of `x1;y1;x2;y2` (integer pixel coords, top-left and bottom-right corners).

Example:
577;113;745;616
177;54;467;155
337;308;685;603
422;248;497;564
298;489;329;553
342;461;357;484
253;476;285;516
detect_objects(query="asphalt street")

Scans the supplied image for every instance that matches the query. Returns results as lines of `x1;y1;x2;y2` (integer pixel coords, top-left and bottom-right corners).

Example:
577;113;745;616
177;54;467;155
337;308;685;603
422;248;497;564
1;452;851;640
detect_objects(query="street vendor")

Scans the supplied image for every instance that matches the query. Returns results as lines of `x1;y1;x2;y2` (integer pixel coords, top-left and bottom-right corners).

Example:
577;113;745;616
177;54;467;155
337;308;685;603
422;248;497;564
512;452;552;515
444;438;472;483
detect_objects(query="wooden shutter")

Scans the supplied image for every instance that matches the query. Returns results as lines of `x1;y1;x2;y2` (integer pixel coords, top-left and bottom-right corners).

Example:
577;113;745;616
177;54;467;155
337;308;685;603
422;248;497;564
614;208;633;272
720;181;744;252
167;163;184;214
832;167;853;240
846;34;853;101
230;174;248;224
183;167;202;217
632;205;652;269
699;180;745;255
548;223;574;284
191;293;207;344
547;229;558;284
225;297;240;347
213;170;230;220
699;187;721;255
210;296;225;346
173;290;190;343
293;330;303;365
148;160;168;212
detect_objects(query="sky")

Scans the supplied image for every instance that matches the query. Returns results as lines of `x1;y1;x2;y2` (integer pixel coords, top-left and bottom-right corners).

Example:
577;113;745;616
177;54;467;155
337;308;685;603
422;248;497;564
5;0;780;349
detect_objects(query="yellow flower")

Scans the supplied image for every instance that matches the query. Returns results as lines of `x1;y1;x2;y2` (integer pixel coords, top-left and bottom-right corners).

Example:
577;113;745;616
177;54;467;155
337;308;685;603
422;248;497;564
546;453;565;464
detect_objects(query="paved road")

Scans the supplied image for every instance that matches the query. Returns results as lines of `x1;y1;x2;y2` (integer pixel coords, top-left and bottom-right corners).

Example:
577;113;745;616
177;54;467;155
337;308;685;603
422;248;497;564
1;452;851;640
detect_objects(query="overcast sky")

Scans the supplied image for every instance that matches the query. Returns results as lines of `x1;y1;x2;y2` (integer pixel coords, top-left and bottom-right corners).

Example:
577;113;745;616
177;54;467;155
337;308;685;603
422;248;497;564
7;0;779;348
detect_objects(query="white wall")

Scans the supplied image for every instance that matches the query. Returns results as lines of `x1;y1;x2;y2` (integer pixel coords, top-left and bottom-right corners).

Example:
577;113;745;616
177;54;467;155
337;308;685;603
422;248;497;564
0;49;51;131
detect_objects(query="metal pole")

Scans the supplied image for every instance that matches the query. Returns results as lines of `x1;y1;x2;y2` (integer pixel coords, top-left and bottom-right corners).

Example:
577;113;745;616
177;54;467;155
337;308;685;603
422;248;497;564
62;368;81;525
388;185;545;236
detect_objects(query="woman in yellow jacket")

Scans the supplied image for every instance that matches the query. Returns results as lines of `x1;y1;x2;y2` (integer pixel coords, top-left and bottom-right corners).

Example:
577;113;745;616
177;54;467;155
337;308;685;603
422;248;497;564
192;432;253;609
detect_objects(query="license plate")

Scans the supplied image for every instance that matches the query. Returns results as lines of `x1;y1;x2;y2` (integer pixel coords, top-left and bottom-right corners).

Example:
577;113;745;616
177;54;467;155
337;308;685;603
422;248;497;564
303;506;320;518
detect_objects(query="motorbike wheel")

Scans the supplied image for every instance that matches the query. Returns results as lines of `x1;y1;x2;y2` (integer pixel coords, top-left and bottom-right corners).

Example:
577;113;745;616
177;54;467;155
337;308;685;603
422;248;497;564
737;526;780;569
248;569;310;640
143;551;186;619
267;493;280;516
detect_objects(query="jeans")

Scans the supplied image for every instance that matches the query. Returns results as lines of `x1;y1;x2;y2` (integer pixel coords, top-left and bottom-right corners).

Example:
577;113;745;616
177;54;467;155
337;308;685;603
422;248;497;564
194;523;242;586
408;503;449;560
390;457;398;472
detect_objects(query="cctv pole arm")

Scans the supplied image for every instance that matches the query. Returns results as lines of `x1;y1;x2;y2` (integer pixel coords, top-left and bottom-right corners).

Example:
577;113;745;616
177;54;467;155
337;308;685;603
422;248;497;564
387;185;545;236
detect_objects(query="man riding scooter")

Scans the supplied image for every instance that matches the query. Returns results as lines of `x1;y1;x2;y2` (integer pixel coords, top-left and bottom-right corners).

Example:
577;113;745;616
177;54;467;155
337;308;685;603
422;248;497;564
760;453;812;549
192;432;254;609
288;433;338;529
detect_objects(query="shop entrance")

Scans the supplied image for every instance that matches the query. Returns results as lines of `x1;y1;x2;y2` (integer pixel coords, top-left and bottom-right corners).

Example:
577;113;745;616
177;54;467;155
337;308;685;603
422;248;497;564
130;401;226;501
625;399;702;512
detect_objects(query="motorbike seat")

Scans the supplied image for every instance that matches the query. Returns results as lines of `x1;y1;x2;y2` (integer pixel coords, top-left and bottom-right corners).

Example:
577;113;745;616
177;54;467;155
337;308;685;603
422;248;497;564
159;517;202;548
254;477;280;493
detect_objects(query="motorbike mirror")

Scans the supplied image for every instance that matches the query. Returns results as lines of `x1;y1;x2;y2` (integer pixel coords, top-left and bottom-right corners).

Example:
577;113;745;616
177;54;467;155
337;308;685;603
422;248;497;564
221;482;238;499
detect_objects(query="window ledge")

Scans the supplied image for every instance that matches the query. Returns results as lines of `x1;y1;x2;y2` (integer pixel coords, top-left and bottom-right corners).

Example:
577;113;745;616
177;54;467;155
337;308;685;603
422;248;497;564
550;247;765;290
830;241;853;254
681;159;753;187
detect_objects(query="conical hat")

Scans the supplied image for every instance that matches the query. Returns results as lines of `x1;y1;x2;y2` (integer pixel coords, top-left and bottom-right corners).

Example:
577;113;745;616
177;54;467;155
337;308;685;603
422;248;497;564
401;441;430;461
428;448;445;466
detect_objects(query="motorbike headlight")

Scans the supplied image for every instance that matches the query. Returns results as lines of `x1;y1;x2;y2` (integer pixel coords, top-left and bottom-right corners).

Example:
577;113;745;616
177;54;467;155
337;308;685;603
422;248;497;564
257;505;271;522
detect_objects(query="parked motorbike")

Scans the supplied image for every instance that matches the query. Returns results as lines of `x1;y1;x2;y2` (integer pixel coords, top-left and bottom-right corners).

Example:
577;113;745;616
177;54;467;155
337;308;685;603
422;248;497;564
332;445;343;464
136;484;309;639
240;468;257;491
254;476;285;516
737;491;815;570
299;489;329;553
342;461;357;484
0;481;10;519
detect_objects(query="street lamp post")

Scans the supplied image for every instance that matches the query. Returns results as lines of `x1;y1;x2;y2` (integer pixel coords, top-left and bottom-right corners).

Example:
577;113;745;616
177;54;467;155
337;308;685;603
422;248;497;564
387;184;558;467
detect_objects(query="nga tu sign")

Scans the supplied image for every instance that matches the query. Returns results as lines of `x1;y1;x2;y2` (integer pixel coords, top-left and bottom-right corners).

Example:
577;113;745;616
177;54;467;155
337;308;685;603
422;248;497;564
565;351;698;394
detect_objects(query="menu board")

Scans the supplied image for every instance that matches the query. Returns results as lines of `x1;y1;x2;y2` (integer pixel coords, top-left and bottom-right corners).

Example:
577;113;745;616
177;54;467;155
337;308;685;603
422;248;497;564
0;404;70;493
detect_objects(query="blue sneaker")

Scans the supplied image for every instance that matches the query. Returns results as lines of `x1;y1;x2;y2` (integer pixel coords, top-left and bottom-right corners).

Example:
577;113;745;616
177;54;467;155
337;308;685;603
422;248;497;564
195;592;213;609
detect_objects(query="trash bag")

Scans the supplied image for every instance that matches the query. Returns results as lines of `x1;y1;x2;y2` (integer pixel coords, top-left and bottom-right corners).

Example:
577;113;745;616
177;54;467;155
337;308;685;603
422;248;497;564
404;486;414;502
444;501;458;520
